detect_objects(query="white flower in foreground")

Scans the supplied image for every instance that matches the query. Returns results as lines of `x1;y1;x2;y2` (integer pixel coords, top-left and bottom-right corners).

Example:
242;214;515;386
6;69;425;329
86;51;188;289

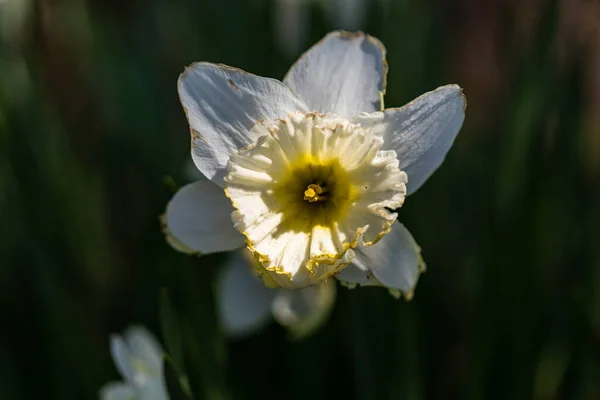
100;326;169;400
164;31;466;296
217;249;336;339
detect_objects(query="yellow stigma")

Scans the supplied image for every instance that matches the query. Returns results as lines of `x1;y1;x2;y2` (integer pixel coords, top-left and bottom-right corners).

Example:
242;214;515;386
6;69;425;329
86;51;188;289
304;183;324;202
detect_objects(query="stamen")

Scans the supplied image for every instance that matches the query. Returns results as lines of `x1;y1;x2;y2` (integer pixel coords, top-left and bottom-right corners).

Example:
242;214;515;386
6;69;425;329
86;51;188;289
304;183;326;202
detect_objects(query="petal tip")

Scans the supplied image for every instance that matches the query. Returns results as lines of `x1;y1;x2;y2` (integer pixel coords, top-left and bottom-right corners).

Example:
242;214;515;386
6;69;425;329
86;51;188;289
178;61;211;90
325;31;388;95
397;250;426;302
178;62;252;94
440;84;467;112
160;212;202;255
459;87;467;112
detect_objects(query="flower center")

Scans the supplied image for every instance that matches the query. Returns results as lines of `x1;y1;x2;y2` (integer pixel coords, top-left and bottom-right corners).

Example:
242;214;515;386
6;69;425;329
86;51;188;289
272;159;354;229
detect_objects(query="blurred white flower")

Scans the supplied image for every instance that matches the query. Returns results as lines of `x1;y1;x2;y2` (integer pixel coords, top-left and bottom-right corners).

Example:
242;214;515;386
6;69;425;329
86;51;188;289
272;0;367;56
321;0;367;31
100;326;169;400
163;31;465;297
0;0;30;41
273;0;309;57
217;249;336;339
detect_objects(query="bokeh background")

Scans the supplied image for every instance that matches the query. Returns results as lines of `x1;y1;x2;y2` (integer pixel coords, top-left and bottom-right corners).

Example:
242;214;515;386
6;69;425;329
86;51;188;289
2;0;600;398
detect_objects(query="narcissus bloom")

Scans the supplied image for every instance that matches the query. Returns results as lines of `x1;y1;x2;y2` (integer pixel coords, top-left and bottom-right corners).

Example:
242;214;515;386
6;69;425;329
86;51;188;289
100;326;169;400
164;31;466;296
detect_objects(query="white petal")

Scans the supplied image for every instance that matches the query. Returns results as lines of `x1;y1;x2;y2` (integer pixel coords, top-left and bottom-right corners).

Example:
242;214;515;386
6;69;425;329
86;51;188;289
353;85;466;194
271;279;336;339
100;382;135;400
216;250;276;337
179;63;309;185
110;335;134;382
163;181;245;255
335;222;425;300
124;326;164;377
334;263;380;287
108;328;169;400
134;381;170;400
283;31;387;118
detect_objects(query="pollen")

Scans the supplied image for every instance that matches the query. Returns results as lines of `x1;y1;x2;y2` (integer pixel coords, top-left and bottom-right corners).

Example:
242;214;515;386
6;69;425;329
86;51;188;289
304;183;325;202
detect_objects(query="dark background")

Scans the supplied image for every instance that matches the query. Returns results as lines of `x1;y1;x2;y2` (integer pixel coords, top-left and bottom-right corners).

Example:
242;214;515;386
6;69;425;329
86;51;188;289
1;0;600;399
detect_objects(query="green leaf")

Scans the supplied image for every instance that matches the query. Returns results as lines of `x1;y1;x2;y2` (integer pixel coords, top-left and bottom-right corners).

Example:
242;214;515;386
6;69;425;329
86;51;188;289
160;289;194;398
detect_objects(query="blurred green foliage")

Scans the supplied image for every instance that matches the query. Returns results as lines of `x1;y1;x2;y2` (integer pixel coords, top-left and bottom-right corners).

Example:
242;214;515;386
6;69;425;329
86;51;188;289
1;0;599;399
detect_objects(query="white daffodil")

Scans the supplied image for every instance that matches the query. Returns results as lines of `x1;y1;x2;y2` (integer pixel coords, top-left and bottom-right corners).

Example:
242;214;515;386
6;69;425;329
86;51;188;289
100;326;169;400
164;31;466;297
217;249;336;339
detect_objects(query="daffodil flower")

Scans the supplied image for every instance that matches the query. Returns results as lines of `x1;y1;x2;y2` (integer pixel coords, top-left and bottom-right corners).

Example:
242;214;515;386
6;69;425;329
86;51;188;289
100;326;169;400
164;31;466;296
